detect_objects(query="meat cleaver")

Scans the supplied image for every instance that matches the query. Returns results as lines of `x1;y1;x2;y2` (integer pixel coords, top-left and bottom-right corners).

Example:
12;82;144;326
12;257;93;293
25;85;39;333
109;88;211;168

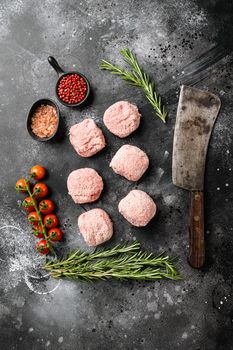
172;85;221;268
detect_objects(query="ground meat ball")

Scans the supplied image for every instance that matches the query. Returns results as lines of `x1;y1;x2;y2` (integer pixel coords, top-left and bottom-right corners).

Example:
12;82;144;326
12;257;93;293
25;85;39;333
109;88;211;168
78;208;113;246
110;144;149;181
103;101;141;138
118;190;156;227
67;168;104;204
69;118;106;157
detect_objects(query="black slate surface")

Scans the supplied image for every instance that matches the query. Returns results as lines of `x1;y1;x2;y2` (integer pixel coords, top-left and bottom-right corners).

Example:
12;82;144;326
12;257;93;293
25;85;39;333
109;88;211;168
0;0;233;349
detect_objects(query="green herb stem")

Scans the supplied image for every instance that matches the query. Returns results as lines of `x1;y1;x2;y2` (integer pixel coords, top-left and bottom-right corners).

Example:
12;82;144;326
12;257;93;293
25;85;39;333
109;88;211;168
44;242;181;281
100;48;167;123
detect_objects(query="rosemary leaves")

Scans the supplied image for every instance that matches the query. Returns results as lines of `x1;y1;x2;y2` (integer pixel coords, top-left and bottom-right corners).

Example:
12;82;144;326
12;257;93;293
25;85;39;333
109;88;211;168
100;48;168;123
44;241;181;281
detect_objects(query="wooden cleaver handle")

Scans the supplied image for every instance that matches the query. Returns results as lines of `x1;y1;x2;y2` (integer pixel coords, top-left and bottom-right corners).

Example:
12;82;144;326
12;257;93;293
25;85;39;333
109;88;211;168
188;190;205;268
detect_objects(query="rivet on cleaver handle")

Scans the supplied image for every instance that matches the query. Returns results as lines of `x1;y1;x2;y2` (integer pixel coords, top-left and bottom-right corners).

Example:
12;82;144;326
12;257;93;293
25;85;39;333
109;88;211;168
172;85;221;268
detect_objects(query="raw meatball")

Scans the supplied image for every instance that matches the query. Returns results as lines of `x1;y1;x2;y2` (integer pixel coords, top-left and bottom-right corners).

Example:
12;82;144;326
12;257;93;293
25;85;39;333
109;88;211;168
69;118;106;157
67;168;104;204
110;144;149;181
118;190;156;227
78;208;113;246
103;101;141;138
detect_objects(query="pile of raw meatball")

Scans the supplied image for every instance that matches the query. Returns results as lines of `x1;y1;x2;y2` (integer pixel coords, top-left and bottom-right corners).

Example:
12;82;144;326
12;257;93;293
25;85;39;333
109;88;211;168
67;101;157;247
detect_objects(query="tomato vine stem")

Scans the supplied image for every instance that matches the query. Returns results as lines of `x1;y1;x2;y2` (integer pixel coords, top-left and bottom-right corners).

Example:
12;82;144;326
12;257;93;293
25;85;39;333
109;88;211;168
25;178;55;255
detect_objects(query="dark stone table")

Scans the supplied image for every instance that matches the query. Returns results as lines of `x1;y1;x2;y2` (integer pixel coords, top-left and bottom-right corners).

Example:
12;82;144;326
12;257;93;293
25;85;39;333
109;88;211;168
0;0;233;349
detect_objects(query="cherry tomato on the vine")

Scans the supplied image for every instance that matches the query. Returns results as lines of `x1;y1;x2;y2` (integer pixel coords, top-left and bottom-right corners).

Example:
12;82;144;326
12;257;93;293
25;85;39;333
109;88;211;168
36;239;49;255
30;165;46;180
48;228;62;241
27;211;39;225
33;183;48;198
39;199;54;215
33;223;44;238
44;214;59;228
22;196;37;212
15;178;28;193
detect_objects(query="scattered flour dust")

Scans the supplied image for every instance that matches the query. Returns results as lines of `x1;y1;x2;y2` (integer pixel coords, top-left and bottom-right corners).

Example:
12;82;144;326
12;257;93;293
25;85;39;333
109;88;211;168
80;108;101;122
147;301;158;312
187;9;207;26
164;290;174;306
65;108;100;131
58;336;64;343
182;332;188;339
163;150;170;161
162;194;177;206
0;224;60;294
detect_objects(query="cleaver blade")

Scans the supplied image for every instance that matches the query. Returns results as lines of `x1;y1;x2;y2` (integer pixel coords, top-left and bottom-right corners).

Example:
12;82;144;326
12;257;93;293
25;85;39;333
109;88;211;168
172;85;221;268
172;85;221;191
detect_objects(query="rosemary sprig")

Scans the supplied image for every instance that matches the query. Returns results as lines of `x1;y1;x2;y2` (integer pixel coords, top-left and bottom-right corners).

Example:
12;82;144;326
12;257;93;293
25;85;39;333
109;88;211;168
100;48;167;123
44;241;181;281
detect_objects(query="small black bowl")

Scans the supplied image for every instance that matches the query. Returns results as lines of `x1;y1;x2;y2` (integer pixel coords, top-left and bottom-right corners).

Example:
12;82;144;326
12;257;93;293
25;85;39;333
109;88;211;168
48;56;90;107
27;98;60;142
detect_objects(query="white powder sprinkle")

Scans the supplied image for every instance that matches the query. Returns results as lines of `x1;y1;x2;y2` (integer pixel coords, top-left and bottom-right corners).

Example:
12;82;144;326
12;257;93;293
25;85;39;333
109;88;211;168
182;332;188;339
164;290;174;305
58;337;64;343
154;312;161;320
147;301;158;312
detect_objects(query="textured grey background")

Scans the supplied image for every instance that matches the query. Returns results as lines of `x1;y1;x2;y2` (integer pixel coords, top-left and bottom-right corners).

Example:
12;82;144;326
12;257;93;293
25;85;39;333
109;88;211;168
0;0;233;349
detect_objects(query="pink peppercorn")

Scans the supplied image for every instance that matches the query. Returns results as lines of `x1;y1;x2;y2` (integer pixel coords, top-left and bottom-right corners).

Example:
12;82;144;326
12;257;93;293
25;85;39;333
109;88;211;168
57;74;88;104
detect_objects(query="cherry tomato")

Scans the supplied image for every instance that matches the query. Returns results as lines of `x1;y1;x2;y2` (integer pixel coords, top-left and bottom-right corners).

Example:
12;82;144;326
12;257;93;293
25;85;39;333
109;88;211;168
28;211;39;225
44;214;59;228
33;223;44;238
33;183;48;198
39;199;54;215
48;228;62;241
22;197;37;212
36;239;49;254
15;178;28;193
30;165;46;180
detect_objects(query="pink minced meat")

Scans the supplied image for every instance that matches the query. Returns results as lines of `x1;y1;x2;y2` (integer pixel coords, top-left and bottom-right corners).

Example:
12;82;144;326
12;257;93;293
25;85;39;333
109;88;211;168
118;190;156;227
110;144;149;181
69;118;106;157
78;208;113;246
103;101;141;138
67;168;104;204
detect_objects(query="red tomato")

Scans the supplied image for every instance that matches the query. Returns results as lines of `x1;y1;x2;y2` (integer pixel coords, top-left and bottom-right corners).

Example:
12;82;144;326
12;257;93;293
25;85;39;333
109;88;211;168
39;199;54;215
30;165;46;180
15;178;28;193
22;197;37;212
27;211;39;225
44;214;59;228
33;183;48;198
33;223;45;238
48;228;62;241
36;239;49;254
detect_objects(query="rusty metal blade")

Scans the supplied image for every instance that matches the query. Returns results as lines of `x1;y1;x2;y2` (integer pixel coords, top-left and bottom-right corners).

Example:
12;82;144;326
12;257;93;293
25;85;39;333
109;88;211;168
172;85;221;191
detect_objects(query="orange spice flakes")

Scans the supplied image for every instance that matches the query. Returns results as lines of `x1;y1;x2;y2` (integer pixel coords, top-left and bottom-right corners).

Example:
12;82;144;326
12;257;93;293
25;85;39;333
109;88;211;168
31;105;58;138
